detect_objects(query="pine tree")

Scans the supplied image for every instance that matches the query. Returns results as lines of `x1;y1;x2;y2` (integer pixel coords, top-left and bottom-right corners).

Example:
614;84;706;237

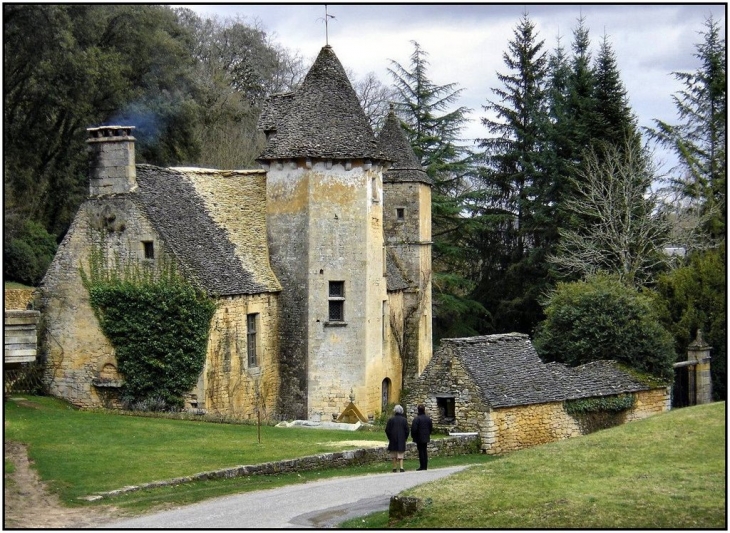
565;17;598;157
646;16;726;240
592;34;642;150
388;41;485;340
475;13;553;333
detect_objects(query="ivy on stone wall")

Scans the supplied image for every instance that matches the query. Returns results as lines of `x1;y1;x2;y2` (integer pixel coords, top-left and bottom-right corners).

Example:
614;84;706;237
81;244;216;409
564;394;636;416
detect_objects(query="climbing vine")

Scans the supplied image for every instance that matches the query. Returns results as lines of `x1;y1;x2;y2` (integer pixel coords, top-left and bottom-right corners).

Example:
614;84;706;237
81;242;216;409
564;394;636;416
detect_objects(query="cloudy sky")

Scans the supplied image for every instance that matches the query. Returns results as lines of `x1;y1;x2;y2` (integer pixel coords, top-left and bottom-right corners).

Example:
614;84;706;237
183;3;725;171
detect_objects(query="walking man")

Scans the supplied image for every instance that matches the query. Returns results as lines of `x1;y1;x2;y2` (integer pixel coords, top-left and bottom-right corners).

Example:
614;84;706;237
411;404;433;471
385;404;409;472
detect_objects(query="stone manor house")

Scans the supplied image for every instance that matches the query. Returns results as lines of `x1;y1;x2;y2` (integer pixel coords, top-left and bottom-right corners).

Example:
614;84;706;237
39;45;433;421
34;45;677;445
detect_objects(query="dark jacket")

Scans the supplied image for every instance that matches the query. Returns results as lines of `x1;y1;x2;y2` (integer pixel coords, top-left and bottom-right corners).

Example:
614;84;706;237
385;413;409;452
411;413;433;444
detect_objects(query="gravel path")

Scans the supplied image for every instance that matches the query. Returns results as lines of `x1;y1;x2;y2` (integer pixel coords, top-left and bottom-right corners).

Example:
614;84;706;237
102;466;469;529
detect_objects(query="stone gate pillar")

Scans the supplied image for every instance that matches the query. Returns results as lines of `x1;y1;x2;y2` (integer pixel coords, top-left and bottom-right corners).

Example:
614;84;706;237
687;330;712;404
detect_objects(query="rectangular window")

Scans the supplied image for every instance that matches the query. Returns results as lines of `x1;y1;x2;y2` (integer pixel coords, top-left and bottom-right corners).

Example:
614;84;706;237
396;207;405;221
143;241;155;259
328;281;345;322
437;396;456;423
247;313;258;367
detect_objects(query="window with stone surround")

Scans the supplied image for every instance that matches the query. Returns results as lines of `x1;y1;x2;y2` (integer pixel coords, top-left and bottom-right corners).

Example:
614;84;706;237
396;207;405;221
142;240;154;259
247;313;258;367
328;281;345;322
437;395;455;423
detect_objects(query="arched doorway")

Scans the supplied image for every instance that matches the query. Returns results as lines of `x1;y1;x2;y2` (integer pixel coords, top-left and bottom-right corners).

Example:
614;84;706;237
381;378;391;412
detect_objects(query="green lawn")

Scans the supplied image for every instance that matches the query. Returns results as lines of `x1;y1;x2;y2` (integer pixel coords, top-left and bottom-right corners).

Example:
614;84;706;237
342;402;726;529
4;281;34;289
7;395;724;528
3;396;392;503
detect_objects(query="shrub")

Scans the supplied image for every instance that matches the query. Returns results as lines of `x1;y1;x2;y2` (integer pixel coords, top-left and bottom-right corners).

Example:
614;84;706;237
651;244;726;400
534;274;676;379
3;219;57;286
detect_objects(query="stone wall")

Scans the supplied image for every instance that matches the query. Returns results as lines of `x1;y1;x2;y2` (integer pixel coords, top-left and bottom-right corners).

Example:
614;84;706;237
481;387;671;455
4;289;36;310
625;387;672;421
38;198;155;408
266;159;397;421
485;402;582;454
202;293;280;419
86;434;479;500
182;169;280;292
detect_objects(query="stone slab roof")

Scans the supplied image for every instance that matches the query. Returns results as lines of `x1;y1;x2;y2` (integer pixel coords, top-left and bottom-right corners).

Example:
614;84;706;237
257;46;386;162
545;360;649;400
133;164;272;296
440;333;651;408
378;108;432;186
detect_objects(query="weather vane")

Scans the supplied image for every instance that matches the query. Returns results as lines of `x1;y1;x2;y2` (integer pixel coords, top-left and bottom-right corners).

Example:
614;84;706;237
318;5;336;46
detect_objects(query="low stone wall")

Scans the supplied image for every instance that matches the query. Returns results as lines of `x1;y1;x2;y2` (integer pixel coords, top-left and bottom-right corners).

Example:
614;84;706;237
81;434;479;500
4;289;36;310
485;401;581;455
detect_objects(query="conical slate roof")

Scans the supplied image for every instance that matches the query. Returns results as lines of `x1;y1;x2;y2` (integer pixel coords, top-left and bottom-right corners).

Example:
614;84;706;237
257;46;386;162
378;108;432;185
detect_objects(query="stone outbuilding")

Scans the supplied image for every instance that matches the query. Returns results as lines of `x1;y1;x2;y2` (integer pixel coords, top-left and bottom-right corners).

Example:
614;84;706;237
405;333;671;454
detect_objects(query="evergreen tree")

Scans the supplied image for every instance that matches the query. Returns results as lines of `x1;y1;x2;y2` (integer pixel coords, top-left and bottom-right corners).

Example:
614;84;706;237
534;274;676;379
475;13;553;333
388;41;485;340
565;17;598;158
646;16;726;240
592;34;642;150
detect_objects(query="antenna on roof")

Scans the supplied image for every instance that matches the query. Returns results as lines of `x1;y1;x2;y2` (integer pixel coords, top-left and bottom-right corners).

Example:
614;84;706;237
318;5;336;46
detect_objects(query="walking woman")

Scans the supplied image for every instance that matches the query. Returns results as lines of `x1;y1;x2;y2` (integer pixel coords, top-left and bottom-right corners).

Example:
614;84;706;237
385;404;409;472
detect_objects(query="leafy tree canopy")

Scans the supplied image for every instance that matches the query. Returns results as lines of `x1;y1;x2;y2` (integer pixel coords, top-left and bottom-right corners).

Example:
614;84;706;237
534;274;676;380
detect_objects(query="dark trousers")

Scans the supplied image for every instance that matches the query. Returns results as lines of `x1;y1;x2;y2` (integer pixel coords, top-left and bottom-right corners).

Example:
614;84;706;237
416;442;428;470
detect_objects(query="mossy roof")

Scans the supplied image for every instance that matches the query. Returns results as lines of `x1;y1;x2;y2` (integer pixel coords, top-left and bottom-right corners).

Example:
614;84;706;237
377;108;432;186
257;46;387;162
436;333;652;408
132;164;278;296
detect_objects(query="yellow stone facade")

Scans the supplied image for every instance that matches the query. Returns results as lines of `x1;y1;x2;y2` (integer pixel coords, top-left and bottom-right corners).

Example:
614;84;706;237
4;289;36;310
481;388;671;455
201;293;280;418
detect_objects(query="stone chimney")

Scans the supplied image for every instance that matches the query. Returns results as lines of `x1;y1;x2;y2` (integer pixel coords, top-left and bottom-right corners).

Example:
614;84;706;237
87;125;136;196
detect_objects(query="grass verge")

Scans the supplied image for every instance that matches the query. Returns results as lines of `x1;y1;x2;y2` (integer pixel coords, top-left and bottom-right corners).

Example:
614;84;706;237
4;395;486;515
3;396;391;504
340;402;725;529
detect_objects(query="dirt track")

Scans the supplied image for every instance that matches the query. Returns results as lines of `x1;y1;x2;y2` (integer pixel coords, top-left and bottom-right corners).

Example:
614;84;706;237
3;441;122;529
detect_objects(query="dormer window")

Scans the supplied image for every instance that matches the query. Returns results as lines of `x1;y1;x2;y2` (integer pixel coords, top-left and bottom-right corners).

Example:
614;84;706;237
143;241;154;259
